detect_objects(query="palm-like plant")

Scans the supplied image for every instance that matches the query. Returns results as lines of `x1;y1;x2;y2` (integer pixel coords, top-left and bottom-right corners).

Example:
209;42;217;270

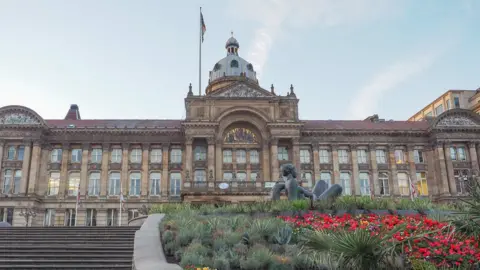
452;176;480;236
299;224;409;270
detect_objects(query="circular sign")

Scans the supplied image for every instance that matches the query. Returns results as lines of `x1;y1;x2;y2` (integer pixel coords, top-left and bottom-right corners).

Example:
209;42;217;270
218;183;229;189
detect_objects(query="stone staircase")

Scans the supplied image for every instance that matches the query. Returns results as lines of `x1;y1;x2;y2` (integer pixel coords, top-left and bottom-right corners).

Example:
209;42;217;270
0;226;140;269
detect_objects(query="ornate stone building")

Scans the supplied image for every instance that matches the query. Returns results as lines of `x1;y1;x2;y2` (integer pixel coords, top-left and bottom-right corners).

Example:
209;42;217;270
1;36;480;226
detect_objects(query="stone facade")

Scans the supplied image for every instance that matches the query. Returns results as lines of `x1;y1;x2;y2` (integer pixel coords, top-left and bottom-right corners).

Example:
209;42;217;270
1;37;480;227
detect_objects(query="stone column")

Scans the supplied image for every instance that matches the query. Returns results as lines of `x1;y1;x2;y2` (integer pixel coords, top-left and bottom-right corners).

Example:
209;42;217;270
121;143;129;195
215;139;222;182
0;140;5;172
312;143;320;183
388;145;399;196
407;145;417;187
207;138;215;181
350;145;359;195
435;142;450;196
369;144;379;196
332;145;340;185
27;140;42;194
468;142;479;173
20;140;32;194
185;137;193;183
58;143;70;198
443;143;457;194
37;145;50;196
161;144;170;196
270;138;279;181
425;145;438;196
100;143;109;196
262;142;270;182
80;143;89;195
141;143;150;196
292;138;301;174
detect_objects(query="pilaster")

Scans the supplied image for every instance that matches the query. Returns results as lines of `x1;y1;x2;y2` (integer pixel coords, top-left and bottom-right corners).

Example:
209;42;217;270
388;145;398;196
161;143;170;196
215;139;222;182
27;140;42;194
141;143;150;196
443;143;457;194
291;138;300;175
262;141;270;182
121;143;129;195
0;140;5;172
58;143;70;198
435;142;450;196
407;145;417;187
207;138;215;181
369;144;379;196
80;143;89;196
332;144;339;185
185;137;193;181
312;143;320;183
20;140;32;194
350;145;359;195
468;142;479;173
270;138;279;180
100;143;109;196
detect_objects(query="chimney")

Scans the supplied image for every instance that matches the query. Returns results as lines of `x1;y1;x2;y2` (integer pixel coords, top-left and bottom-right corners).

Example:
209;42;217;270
64;104;81;120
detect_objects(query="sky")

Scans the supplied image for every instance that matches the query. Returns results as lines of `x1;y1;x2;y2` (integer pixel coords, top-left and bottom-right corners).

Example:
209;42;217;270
0;0;478;121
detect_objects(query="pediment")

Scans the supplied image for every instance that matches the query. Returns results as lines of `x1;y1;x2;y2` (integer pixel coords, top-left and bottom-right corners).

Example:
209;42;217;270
0;106;45;126
211;83;274;98
436;115;479;127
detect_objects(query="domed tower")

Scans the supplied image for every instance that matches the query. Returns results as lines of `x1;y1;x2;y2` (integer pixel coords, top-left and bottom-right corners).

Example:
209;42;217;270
205;34;258;94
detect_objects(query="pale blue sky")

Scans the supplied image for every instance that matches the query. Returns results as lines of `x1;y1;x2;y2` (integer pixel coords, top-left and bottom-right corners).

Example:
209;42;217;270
0;0;478;121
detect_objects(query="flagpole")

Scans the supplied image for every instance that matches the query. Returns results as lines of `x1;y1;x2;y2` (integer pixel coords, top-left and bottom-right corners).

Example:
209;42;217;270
198;6;202;96
408;176;414;201
119;183;122;226
75;183;79;226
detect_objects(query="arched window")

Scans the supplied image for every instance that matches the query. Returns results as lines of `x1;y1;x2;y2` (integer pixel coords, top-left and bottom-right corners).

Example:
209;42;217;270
213;63;222;71
230;60;239;68
246;63;254;71
224;128;258;144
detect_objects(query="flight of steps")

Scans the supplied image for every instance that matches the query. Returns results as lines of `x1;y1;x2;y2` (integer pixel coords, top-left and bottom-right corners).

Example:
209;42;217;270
0;226;140;269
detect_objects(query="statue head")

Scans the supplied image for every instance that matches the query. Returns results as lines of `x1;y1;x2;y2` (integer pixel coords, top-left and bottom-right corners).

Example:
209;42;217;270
282;163;297;178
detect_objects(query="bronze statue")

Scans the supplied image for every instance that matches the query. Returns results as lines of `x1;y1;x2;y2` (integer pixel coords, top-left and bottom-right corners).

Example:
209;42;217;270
270;163;343;202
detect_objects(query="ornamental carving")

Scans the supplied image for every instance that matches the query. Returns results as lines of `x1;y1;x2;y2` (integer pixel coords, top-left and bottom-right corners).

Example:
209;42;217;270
215;84;270;98
0;113;40;125
437;116;478;127
224;128;258;144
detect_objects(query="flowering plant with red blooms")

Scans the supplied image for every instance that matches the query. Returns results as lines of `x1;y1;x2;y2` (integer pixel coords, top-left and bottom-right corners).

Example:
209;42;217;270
279;212;480;268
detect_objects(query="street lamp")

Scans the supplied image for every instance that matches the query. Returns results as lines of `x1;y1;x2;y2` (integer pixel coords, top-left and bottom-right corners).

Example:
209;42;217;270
19;208;37;227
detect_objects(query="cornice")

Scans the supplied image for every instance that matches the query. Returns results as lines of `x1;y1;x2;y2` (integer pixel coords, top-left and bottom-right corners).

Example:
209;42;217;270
49;128;182;136
267;122;305;129
301;130;428;137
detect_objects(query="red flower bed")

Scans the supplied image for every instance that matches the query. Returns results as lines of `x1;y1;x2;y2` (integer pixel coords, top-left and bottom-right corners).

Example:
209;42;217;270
279;212;480;268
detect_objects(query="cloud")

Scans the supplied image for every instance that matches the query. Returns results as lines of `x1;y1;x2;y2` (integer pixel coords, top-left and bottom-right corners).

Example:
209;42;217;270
228;0;401;76
346;52;440;120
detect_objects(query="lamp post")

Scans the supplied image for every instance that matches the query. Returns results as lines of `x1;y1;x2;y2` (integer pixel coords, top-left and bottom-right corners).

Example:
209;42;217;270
19;208;37;227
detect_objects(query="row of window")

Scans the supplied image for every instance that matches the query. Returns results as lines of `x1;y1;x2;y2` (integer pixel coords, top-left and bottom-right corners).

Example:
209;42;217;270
298;146;468;164
47;171;182;197
222;150;260;164
44;208;138;227
50;148;181;164
2;170;21;194
4;146;25;161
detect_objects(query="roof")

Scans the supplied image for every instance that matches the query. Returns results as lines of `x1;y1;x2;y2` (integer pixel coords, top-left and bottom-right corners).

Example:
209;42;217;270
303;120;429;130
45;119;183;129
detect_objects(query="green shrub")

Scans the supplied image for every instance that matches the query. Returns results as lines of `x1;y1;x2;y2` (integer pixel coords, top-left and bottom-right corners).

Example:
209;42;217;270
239;244;273;270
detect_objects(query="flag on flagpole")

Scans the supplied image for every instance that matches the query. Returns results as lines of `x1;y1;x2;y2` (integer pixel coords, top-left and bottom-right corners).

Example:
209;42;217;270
200;10;206;43
120;192;126;211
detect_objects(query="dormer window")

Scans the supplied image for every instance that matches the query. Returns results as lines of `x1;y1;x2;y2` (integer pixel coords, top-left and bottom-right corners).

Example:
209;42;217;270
246;63;253;71
213;63;221;71
230;60;239;68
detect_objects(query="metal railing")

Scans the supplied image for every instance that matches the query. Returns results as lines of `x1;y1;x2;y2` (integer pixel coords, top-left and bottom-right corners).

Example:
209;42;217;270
182;180;270;193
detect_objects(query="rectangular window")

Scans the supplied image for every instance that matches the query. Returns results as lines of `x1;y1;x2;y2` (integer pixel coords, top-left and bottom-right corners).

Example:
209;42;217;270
359;173;370;196
394;149;406;164
194;146;207;161
149;172;161;195
50;149;62;163
357;149;368;164
300;150;311;164
86;209;97;227
454;97;460;108
0;208;14;225
13;170;21;194
303;172;313;188
47;172;60;196
108;172;121;195
88;172;100;196
236;150;246;163
249;150;259;164
379;172;389;195
414;150;424;163
169;173;181;196
320;172;331;186
397;172;409;196
107;209;118;227
194;170;206;182
454;169;470;194
223;150;232;163
130;149;142;163
450;147;467;161
43;209;55;226
415;172;428;196
340;172;351;195
111;149;122;163
17;146;24;161
237;172;247;181
68;172;80;196
319;150;330;164
170;149;182;163
434;104;444;116
277;147;289;161
338;150;349;164
3;170;12;194
7;146;15;160
150;149;163;163
129;172;141;196
91;149;102;163
65;209;76;227
71;149;82;163
223;172;233;181
250;172;258;181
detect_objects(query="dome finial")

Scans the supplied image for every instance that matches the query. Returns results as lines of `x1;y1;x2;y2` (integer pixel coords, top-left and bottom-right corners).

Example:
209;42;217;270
231;31;234;37
225;33;239;56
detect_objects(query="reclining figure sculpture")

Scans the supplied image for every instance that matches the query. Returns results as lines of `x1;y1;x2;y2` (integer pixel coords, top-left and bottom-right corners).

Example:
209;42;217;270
270;163;343;201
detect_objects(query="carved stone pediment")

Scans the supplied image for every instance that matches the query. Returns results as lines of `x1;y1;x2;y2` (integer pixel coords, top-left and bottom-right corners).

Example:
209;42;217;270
0;113;40;125
436;116;478;127
212;83;272;98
